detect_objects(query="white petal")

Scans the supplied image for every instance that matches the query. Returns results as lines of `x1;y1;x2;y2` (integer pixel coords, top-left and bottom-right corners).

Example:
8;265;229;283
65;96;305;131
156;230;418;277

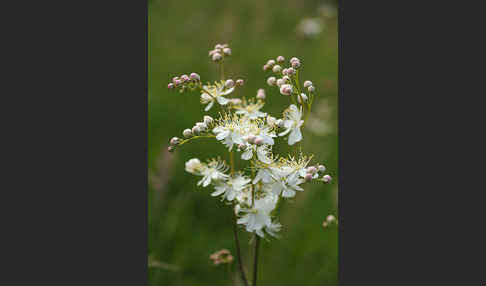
205;100;214;111
216;96;229;105
241;148;253;160
288;127;302;145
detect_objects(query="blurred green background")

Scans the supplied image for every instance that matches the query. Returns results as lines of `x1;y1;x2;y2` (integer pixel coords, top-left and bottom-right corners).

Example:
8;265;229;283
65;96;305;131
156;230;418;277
148;0;338;285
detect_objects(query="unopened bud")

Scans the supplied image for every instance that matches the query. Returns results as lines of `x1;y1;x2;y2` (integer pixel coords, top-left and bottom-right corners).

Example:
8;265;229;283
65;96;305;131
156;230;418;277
286;67;296;75
307;166;317;174
225;79;235;88
322;174;332;183
276;78;284;87
272;65;282;73
168;83;174;89
196;122;207;131
215;44;223;49
318;165;326;172
190;72;200;81
266;59;276;66
223;48;232;55
308;85;315;93
192;126;200;135
263;64;270;71
181;74;189;82
237;143;247;151
282;75;290;82
172;77;179;84
267;76;277;86
230;98;242;105
236;79;244;86
290;57;299;63
170;137;180;146
256;89;265;99
291;60;300;69
212;53;222;61
183;128;192;138
304;80;313;88
298;93;308;103
254;137;264;146
168;146;175;152
280;84;293;96
304;173;313;181
326;215;336;223
276;56;285;62
246;134;256;144
282;68;288;75
174;79;182;85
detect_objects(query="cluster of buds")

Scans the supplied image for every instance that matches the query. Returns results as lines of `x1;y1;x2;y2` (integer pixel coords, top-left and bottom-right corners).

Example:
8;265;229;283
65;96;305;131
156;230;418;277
302;164;331;183
303;80;316;93
224;78;244;88
209;249;234;265
168;72;201;93
168;115;214;152
322;215;337;228
209;43;232;62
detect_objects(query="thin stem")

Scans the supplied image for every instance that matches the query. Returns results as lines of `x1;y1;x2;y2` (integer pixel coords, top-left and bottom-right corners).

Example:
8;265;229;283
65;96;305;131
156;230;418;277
233;213;250;286
252;236;261;286
220;61;225;81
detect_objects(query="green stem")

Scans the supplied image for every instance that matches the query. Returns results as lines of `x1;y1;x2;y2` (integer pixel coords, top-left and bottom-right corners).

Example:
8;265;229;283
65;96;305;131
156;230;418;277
233;213;250;286
252;236;261;286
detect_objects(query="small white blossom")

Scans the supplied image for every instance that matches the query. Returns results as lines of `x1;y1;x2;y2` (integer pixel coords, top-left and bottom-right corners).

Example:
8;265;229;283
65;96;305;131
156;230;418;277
237;195;278;237
212;173;251;201
235;101;267;120
269;167;305;198
279;104;304;145
200;82;234;111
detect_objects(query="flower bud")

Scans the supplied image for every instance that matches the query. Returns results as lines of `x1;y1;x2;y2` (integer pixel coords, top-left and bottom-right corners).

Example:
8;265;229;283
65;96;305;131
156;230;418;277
172;76;180;83
266;59;276;66
304;80;313;88
326;215;336;223
291;60;300;69
322;221;328;228
174;79;182;85
267;76;277;86
308;85;315;92
276;56;285;62
304;173;313;181
282;68;288;75
192;125;200;135
298;93;308;103
196;122;207;131
215;44;223;49
190;72;200;81
236;79;244;86
318;165;326;172
212;53;222;61
183;128;192;138
256;89;265;99
280;84;293;96
245;134;256;144
225;79;235;88
276;78;284;87
286;67;296;75
307;166;318;174
237;143;247;151
203;115;213;125
263;64;269;71
223;48;232;55
290;57;299;63
282;75;290;82
272;65;282;73
322;174;332;183
168;83;174;89
254;137;264;146
170;137;180;146
168;146;175;152
181;74;189;82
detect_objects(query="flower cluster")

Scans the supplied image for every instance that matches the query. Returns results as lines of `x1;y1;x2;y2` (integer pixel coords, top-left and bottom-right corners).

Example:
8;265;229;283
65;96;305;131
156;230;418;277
167;72;201;93
167;44;332;240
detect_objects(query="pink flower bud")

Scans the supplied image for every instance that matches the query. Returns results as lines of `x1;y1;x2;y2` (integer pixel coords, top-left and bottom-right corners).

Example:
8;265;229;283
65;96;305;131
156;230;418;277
276;79;284;87
183;129;192;138
181;74;189;82
256;89;265;99
290;57;299;63
190;73;200;81
308;85;315;92
170;137;180;146
307;166;318;174
291;60;300;69
267;76;277;86
276;56;285;62
237;143;247;151
223;48;231;55
304;173;313;181
168;146;174;152
263;64;269;71
215;44;223;49
174;79;182;85
172;77;179;83
304;80;313;88
230;98;242;105
286;67;296;75
212;53;222;61
322;174;332;183
192;126;200;135
272;65;282;73
326;215;336;222
280;84;293;96
168;83;174;89
225;79;235;88
246;134;256;144
282;68;288;75
254;137;264;146
266;59;276;66
318;165;326;172
236;79;244;86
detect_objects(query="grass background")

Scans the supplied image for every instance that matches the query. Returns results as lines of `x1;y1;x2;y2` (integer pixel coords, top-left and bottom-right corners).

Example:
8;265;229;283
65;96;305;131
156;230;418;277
148;0;338;285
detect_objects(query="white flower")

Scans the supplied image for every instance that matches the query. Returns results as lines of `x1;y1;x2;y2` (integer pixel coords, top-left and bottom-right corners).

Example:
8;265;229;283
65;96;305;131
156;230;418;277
211;174;251;201
200;83;235;111
265;221;282;238
185;158;229;187
241;144;273;164
235;101;267;120
269;166;305;198
279;104;304;145
237;195;278;237
253;167;275;184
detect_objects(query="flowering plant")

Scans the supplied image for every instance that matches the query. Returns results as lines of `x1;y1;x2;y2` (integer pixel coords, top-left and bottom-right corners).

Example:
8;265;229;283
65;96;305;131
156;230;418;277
167;43;333;286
